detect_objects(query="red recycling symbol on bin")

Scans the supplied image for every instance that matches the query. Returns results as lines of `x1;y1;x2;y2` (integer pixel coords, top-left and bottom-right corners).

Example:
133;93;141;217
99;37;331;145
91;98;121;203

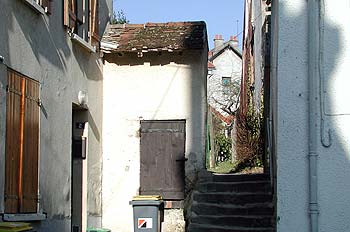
138;218;152;229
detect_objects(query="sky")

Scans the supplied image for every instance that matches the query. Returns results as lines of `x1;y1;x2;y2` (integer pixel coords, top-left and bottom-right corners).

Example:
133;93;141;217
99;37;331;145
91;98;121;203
113;0;245;50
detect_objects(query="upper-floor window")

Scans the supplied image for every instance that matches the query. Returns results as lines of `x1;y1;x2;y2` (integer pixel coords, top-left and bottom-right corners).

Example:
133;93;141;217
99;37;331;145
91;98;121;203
22;0;51;14
37;0;51;12
222;77;231;86
64;0;99;48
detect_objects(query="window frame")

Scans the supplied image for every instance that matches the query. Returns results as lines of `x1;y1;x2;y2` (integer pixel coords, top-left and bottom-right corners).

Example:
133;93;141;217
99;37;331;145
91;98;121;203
221;76;232;86
22;0;51;15
64;0;100;53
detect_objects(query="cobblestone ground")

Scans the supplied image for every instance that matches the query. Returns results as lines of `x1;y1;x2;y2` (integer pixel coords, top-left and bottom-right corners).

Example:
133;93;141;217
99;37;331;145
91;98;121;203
162;209;185;232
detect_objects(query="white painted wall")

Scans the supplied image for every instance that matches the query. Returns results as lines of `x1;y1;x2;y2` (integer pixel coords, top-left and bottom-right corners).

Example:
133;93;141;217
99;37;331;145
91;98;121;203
0;1;112;231
102;51;207;232
274;0;350;231
252;0;268;113
208;48;241;115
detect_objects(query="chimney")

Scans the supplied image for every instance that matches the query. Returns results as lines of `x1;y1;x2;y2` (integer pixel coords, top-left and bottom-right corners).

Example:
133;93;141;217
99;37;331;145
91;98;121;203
214;34;224;48
229;36;239;48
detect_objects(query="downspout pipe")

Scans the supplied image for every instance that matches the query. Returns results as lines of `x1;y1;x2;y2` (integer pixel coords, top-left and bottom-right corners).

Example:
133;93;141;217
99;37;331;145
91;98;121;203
308;0;320;231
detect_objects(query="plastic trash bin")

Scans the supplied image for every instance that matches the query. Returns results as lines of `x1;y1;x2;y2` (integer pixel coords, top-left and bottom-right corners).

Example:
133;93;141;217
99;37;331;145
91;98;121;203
86;228;110;232
130;195;164;232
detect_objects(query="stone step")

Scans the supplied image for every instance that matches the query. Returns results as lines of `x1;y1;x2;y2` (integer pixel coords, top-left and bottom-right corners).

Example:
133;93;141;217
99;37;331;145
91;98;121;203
193;192;273;205
197;180;271;193
199;172;270;183
191;202;274;216
190;215;274;228
187;223;275;232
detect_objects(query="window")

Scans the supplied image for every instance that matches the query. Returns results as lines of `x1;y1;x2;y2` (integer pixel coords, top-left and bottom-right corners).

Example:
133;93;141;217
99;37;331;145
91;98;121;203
4;69;40;214
222;76;231;86
64;0;99;49
37;0;51;12
23;0;51;14
222;77;232;95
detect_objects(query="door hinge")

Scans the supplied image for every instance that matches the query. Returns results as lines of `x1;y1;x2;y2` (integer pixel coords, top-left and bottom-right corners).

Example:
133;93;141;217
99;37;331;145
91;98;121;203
5;194;18;200
6;86;22;96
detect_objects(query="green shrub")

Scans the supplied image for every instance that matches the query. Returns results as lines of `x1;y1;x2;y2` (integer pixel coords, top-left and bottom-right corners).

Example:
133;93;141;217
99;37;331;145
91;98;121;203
215;134;232;162
235;108;263;169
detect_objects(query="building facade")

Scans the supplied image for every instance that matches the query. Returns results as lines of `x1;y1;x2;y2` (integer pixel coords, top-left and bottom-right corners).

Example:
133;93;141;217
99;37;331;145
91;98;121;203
101;22;208;232
0;1;112;231
244;0;350;231
207;35;242;118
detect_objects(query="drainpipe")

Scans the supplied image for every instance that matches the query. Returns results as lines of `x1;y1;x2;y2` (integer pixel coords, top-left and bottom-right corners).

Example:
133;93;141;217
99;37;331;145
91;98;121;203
308;0;320;231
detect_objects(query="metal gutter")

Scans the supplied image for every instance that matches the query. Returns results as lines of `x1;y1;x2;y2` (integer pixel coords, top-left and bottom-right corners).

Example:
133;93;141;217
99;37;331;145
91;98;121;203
308;0;320;231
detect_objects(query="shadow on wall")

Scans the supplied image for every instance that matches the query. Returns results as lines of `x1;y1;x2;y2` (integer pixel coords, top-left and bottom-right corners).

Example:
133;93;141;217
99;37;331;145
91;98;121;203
275;1;350;231
10;1;71;72
104;50;199;66
8;1;109;82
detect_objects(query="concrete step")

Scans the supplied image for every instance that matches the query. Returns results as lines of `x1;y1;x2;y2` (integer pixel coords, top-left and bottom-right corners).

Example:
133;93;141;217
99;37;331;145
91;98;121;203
197;180;271;193
187;223;275;232
198;172;269;183
191;202;274;216
193;192;273;205
190;215;273;228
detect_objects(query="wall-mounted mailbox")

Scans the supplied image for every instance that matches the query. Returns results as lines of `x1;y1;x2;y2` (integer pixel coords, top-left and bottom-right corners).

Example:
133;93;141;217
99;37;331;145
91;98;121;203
72;136;87;159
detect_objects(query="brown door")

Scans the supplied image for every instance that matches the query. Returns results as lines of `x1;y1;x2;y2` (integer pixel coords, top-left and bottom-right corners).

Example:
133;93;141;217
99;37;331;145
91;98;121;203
140;120;186;200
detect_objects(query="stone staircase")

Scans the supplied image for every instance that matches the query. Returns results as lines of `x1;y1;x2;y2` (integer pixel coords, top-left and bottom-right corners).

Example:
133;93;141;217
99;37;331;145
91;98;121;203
186;172;275;232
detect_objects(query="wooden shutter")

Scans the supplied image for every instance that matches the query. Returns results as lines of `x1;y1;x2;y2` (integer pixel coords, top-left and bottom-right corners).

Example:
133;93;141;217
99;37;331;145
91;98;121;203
64;0;77;29
90;0;99;45
4;71;22;213
21;79;40;213
5;69;40;213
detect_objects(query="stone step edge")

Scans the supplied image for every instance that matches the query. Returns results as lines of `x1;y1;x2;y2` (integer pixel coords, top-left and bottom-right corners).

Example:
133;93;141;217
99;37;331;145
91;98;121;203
190;214;274;220
188;222;275;231
197;180;271;185
192;191;273;195
191;201;274;209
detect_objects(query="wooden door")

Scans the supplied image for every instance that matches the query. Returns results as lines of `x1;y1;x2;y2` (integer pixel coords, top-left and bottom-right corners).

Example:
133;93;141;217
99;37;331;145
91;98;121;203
140;120;186;200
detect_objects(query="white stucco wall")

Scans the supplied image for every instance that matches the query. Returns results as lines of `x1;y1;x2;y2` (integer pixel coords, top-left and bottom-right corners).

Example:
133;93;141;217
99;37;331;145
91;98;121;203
252;0;268;113
208;48;241;115
102;51;207;232
0;1;112;231
275;0;350;231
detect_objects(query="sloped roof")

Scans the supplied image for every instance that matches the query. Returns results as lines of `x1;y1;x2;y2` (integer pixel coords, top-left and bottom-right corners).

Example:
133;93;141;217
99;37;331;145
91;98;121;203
209;105;234;125
208;41;242;61
208;61;215;69
101;21;207;53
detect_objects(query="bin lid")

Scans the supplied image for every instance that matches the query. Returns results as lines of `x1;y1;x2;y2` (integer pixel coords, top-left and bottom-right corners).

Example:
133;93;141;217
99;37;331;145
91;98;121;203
86;228;111;232
132;195;162;201
0;222;32;232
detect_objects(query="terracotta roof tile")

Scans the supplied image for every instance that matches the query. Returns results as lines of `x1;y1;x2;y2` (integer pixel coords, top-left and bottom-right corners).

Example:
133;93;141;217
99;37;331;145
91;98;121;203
209;105;235;125
208;61;215;69
101;21;207;53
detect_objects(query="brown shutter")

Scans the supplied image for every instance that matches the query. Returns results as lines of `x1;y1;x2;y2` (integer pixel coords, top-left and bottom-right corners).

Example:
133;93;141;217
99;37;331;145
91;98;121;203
4;70;22;213
90;0;100;45
64;0;77;29
4;69;40;213
21;79;40;213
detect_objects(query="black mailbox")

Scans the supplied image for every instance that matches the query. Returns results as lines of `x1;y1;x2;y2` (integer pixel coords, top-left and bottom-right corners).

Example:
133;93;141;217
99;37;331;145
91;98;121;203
72;136;87;159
